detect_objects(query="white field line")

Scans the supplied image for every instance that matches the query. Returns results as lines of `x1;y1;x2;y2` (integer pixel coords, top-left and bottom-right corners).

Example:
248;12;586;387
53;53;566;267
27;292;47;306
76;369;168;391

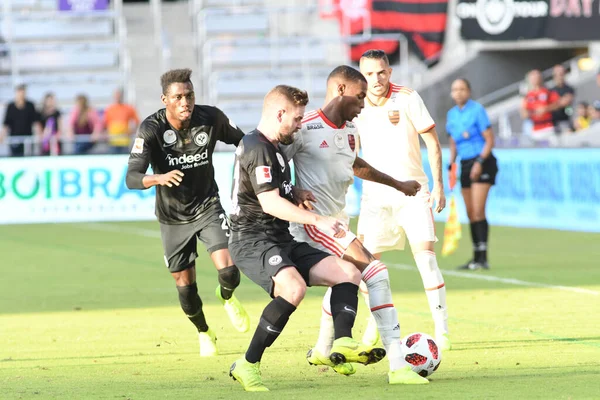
81;223;599;297
389;263;599;297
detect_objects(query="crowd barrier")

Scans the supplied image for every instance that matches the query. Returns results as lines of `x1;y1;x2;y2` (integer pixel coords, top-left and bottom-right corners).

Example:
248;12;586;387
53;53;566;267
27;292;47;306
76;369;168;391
1;148;599;232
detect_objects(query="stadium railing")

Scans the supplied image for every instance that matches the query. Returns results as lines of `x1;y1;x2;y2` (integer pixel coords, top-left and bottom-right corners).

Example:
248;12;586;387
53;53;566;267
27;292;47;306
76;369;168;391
0;133;134;157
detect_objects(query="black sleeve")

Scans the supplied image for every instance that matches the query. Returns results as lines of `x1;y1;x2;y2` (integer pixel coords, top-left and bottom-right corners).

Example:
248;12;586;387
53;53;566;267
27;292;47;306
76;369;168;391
126;119;156;190
215;107;245;146
243;143;279;196
3;104;13;127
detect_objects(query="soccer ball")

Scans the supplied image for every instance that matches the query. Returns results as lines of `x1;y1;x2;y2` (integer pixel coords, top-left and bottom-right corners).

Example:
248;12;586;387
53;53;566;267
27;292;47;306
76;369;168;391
400;332;442;377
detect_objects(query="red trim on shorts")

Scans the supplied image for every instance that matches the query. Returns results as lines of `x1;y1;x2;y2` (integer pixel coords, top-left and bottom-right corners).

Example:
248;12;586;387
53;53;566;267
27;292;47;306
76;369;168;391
304;224;345;257
429;208;436;236
322;306;332;316
371;303;394;312
416;249;436;257
425;283;445;291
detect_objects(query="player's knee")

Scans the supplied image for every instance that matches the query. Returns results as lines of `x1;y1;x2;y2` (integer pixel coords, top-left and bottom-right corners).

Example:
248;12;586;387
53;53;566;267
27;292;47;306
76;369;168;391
172;263;195;286
218;265;241;290
176;283;202;316
276;279;306;306
340;260;361;285
471;210;486;221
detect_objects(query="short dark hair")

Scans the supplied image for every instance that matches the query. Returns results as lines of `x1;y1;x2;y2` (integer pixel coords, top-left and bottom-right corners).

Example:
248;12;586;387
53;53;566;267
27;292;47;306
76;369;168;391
360;49;390;65
15;84;26;91
327;65;367;85
270;84;309;107
455;78;472;90
160;68;193;95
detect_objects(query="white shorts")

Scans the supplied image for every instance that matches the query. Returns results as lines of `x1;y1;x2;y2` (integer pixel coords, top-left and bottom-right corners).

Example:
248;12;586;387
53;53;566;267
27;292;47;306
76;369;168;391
357;190;437;254
289;213;356;257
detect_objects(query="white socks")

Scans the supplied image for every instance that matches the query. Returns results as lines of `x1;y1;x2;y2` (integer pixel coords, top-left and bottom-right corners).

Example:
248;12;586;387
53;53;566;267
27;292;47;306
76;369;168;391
315;288;335;356
361;260;406;371
414;250;449;338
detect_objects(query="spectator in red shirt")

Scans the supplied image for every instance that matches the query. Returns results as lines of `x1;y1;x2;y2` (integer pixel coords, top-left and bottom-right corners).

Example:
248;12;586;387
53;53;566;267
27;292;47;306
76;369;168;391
520;69;561;144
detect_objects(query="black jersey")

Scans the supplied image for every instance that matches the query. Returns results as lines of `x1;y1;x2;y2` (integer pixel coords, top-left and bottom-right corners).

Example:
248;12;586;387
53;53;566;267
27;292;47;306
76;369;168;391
126;105;244;224
229;130;295;240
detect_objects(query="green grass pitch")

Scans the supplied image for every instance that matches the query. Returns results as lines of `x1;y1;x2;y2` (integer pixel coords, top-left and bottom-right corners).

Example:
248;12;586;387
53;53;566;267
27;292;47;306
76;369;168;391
1;221;599;399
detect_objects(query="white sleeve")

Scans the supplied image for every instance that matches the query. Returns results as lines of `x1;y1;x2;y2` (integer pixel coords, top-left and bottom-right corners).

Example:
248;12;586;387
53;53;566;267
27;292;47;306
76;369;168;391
280;129;304;160
407;90;435;134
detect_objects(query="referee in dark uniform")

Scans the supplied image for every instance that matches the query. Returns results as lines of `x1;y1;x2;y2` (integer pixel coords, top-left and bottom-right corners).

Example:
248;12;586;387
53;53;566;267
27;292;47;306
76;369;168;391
126;68;250;357
446;78;498;271
227;85;385;392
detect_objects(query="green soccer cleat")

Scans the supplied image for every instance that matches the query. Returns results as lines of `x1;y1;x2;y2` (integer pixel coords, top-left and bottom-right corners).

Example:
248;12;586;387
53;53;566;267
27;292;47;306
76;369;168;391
329;337;386;366
437;333;452;352
306;348;356;375
388;366;430;385
198;328;218;357
229;358;269;392
361;315;380;347
215;285;250;333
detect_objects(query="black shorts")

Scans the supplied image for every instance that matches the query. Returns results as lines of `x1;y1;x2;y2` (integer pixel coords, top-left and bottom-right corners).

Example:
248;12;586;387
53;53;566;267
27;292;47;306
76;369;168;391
159;198;230;273
229;235;330;297
460;154;498;189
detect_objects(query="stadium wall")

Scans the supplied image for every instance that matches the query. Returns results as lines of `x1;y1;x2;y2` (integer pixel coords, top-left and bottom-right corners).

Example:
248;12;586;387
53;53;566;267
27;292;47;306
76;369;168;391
1;149;599;232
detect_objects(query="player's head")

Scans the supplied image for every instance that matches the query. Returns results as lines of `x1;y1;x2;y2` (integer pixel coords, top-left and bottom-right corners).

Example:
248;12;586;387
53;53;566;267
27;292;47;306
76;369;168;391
113;88;124;104
451;78;471;106
14;84;26;103
359;49;392;97
527;69;543;88
553;64;566;85
160;68;195;124
261;84;309;145
326;65;367;121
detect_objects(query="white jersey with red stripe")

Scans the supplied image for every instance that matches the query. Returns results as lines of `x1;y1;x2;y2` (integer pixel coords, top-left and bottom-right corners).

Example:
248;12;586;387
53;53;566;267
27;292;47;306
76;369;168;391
355;83;435;204
280;109;359;257
281;109;358;217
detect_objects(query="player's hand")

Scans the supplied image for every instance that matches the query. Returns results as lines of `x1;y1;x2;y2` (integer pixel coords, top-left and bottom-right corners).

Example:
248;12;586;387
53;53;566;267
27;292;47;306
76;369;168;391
316;216;348;239
156;170;184;188
429;185;446;213
292;187;317;210
470;162;482;182
448;163;457;190
395;180;421;196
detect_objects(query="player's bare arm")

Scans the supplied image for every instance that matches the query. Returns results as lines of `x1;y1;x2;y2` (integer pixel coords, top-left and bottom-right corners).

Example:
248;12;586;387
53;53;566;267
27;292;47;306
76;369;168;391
420;126;446;213
352;156;420;196
470;127;495;181
291;186;316;210
257;188;347;237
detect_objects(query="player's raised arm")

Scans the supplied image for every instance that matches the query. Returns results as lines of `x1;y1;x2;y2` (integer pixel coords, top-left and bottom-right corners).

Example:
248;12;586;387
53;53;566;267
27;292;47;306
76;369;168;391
352;156;420;196
125;120;183;190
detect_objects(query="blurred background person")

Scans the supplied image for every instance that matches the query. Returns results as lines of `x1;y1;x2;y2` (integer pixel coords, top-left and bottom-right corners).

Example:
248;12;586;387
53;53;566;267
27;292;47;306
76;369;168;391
446;78;498;271
573;101;590;131
103;88;140;154
589;101;600;126
0;84;41;157
67;94;102;155
39;92;63;156
520;69;560;145
551;64;575;134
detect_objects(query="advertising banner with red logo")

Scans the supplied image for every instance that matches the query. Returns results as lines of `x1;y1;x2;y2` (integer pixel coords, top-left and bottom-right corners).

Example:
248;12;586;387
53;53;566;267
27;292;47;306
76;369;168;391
457;0;600;40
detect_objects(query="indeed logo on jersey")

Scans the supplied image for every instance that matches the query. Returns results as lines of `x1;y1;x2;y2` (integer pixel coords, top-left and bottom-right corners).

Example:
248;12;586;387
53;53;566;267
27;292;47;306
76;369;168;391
167;150;209;169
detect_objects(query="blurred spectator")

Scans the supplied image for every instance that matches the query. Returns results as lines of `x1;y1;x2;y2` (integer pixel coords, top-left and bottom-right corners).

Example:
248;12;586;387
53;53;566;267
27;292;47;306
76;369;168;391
103;88;140;154
573;102;590;131
551;64;575;133
39;93;63;156
0;84;41;157
521;69;560;144
67;94;102;155
590;101;600;126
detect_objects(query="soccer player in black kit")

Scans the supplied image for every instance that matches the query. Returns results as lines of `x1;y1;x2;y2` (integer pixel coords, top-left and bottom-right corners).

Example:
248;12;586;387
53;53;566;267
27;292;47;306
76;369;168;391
228;85;385;392
126;69;250;357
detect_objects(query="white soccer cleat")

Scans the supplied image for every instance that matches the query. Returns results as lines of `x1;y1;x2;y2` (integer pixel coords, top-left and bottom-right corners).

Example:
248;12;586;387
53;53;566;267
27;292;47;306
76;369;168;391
198;328;218;357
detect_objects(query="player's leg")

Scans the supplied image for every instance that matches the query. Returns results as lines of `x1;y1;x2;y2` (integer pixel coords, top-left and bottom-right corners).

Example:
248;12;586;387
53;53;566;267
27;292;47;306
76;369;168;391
197;205;250;332
304;250;386;366
160;222;217;357
401;194;450;352
470;182;493;269
228;241;302;391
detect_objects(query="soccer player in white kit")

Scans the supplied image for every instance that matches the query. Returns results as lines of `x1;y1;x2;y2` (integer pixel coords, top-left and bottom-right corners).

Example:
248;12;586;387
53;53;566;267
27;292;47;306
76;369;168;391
281;65;428;385
355;50;451;352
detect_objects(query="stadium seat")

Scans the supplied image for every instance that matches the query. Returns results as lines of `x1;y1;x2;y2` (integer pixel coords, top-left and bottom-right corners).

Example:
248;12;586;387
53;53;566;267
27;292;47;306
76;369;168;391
6;43;119;72
208;42;326;67
2;14;114;41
